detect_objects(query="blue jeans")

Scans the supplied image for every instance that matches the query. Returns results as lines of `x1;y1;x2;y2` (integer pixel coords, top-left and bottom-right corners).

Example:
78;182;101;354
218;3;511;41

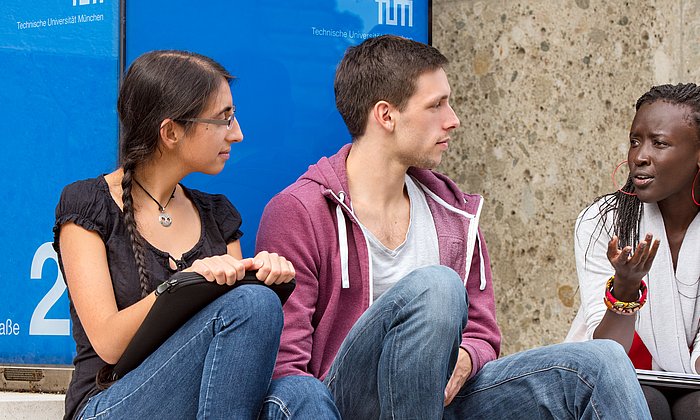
443;340;651;419
261;265;468;419
260;265;651;419
77;285;283;420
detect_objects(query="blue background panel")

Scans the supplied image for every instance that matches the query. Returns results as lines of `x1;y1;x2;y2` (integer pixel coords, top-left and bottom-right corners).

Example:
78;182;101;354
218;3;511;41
0;0;119;364
0;0;427;364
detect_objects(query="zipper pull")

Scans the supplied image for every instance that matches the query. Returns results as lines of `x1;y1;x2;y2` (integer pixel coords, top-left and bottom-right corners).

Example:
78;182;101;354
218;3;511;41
155;278;177;296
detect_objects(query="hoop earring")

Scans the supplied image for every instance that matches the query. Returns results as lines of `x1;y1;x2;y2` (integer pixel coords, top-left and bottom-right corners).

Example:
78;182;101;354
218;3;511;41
612;160;637;196
692;168;700;206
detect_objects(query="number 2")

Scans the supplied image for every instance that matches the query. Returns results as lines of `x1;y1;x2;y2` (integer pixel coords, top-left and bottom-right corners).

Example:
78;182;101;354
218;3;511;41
29;242;70;336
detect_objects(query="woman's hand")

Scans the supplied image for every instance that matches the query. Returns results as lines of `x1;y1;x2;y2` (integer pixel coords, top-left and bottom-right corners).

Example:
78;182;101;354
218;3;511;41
251;251;295;285
185;254;250;285
606;233;660;299
186;251;295;286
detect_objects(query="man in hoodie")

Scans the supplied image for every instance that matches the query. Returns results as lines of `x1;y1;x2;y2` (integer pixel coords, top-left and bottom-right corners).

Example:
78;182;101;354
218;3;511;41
257;35;650;419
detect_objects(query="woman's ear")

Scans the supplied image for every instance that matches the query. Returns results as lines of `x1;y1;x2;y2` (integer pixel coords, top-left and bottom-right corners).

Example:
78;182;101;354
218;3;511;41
371;101;395;133
159;119;182;150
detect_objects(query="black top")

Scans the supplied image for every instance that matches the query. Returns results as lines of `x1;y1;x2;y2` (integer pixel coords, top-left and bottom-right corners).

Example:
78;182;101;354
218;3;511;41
52;176;243;419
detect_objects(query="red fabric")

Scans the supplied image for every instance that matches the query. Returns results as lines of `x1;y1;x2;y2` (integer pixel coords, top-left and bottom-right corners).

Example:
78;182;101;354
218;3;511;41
628;332;652;370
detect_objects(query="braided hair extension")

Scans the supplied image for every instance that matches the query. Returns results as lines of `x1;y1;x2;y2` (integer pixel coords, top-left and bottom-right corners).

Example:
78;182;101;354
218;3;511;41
121;161;151;297
584;83;700;255
116;50;233;297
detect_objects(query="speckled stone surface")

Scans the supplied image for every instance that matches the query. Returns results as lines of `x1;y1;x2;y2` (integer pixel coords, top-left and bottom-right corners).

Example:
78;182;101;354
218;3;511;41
432;0;700;355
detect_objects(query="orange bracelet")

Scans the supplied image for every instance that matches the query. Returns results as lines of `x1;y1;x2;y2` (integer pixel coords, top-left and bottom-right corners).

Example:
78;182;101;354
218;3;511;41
603;276;647;316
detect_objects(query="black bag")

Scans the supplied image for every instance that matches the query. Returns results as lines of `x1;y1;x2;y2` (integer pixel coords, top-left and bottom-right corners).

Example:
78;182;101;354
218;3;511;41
107;270;295;382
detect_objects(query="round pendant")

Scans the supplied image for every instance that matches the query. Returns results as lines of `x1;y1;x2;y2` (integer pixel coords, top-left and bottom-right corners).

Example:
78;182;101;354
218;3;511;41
159;213;172;227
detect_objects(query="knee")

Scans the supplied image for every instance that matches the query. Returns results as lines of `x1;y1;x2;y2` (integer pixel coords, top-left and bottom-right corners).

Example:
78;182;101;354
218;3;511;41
400;265;468;327
262;376;339;419
641;385;670;418
222;285;284;332
268;375;333;400
404;265;467;308
671;389;700;418
571;340;637;381
584;339;629;365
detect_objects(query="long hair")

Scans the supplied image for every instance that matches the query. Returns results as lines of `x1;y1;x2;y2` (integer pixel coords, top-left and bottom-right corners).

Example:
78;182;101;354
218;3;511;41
117;50;232;297
587;83;700;250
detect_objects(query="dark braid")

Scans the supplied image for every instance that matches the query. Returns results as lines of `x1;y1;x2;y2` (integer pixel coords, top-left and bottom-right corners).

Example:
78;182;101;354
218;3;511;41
116;50;233;296
587;83;700;252
592;179;643;251
121;163;151;297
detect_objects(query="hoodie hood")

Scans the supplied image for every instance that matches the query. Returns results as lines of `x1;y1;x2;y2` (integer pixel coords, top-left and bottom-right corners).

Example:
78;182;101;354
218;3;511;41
298;143;486;293
300;143;479;213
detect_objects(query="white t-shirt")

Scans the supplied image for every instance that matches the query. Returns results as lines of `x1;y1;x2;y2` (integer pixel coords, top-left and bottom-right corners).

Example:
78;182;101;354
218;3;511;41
358;175;440;301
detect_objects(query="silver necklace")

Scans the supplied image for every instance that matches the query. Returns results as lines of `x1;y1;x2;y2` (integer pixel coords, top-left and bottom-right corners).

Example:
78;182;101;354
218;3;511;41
133;179;176;227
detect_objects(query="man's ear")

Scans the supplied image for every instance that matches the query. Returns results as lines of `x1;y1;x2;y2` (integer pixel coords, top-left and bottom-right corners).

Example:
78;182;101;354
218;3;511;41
159;119;182;150
371;101;395;133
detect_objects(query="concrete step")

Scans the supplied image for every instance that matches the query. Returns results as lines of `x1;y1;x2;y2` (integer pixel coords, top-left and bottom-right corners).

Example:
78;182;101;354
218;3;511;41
0;391;65;420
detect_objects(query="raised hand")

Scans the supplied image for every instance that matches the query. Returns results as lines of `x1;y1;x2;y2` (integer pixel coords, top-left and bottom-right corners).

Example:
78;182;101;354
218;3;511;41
606;233;660;299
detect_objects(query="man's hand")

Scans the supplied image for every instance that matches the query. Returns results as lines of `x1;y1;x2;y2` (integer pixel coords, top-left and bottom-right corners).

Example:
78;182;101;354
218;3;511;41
444;347;472;406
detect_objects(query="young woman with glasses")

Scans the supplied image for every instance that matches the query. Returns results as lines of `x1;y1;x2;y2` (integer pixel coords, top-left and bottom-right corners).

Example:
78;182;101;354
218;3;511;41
54;50;295;419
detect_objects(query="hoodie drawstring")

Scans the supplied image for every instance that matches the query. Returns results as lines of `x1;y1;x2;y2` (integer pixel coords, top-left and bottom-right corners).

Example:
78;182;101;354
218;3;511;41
417;181;487;291
466;197;486;291
335;192;350;289
477;233;486;291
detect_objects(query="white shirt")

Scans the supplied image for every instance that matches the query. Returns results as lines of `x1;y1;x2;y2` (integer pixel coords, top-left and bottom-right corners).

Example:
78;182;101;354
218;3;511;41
358;175;440;301
567;197;700;374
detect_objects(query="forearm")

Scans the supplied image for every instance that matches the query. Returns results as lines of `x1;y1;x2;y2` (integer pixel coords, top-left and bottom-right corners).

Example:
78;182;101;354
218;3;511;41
83;292;157;364
592;311;637;352
592;273;642;352
61;223;158;364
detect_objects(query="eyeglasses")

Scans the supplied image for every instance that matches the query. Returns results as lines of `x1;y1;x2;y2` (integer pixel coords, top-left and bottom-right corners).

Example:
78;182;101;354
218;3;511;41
175;106;236;129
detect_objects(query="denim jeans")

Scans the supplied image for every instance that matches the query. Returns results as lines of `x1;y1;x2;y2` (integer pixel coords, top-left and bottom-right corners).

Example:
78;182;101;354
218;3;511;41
261;265;468;419
260;265;651;419
77;284;283;420
443;340;651;419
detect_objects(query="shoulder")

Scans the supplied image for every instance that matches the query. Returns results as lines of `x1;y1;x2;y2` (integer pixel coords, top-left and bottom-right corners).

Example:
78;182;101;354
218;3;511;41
574;195;617;245
60;176;107;203
577;195;616;225
56;176;111;220
54;176;113;246
185;186;237;213
259;181;331;243
266;178;333;226
184;186;243;242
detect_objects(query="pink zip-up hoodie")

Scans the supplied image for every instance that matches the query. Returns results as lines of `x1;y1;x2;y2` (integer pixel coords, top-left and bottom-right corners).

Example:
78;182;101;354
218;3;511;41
256;144;501;381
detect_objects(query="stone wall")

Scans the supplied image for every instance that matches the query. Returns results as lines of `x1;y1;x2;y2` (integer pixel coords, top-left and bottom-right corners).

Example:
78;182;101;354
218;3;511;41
432;0;700;354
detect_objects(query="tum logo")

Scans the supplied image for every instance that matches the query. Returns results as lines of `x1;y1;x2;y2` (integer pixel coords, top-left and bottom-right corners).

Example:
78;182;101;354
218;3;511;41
73;0;103;5
375;0;413;27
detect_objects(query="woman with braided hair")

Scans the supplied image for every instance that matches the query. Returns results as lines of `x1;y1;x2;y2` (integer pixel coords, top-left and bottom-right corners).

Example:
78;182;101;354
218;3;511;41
568;83;700;419
53;50;295;419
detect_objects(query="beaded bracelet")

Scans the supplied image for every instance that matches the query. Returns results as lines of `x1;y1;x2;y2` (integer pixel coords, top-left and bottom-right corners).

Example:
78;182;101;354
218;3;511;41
603;276;648;316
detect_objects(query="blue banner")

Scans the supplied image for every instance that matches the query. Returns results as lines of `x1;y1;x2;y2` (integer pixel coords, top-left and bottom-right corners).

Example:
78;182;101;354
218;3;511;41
0;0;428;364
0;0;119;364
